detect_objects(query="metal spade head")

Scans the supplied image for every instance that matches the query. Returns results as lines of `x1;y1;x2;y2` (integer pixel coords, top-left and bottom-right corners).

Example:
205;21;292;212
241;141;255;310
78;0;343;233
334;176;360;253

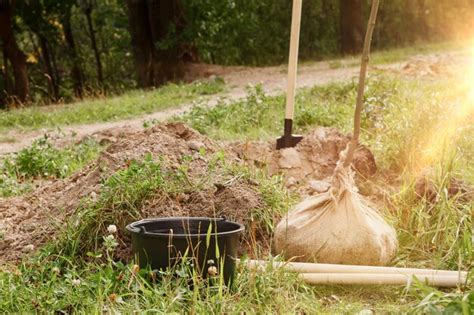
276;119;303;149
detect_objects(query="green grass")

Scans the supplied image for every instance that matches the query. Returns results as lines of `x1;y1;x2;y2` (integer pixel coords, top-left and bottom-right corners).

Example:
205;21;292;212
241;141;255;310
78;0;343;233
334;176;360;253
53;151;292;259
176;70;474;311
0;248;322;313
178;73;474;176
370;40;472;65
0;151;311;313
1;51;473;312
0;78;225;132
309;39;473;68
0;136;101;197
176;82;355;140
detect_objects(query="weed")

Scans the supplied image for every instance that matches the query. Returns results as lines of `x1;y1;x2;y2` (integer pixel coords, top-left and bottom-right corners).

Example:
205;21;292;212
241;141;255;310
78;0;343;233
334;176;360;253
177;83;354;140
0;136;101;197
0;175;32;197
411;275;474;314
142;118;160;128
57;155;171;257
0;244;321;313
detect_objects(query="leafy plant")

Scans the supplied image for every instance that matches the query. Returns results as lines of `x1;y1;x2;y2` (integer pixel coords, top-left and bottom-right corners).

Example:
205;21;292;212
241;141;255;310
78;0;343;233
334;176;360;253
412;279;474;314
0;136;101;197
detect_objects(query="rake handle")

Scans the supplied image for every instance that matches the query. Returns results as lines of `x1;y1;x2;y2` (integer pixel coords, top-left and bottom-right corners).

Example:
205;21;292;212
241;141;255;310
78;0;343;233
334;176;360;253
344;0;380;167
300;273;465;287
243;260;467;287
244;260;467;277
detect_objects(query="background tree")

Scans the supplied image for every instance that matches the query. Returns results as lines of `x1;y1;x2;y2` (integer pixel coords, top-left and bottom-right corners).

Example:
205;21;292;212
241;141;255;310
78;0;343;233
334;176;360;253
80;0;103;87
61;2;85;98
0;0;29;104
0;0;472;108
125;0;188;88
18;0;63;101
340;0;364;54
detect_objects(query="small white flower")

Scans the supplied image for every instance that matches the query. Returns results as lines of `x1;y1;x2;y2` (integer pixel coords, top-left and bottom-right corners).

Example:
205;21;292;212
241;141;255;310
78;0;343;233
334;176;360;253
23;244;35;252
207;266;218;276
72;279;81;286
52;267;60;275
107;225;117;234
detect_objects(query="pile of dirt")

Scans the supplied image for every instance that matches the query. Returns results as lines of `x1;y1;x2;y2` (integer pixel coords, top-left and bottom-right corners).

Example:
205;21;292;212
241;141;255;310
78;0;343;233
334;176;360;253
415;173;473;203
396;55;456;78
0;124;378;266
0;123;264;265
233;127;377;196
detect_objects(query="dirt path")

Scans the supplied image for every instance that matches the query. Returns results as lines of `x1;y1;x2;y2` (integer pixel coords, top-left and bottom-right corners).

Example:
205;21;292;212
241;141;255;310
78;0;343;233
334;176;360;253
0;51;464;155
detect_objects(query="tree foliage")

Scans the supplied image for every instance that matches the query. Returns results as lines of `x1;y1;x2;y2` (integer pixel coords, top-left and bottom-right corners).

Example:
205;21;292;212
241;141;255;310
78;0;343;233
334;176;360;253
0;0;472;107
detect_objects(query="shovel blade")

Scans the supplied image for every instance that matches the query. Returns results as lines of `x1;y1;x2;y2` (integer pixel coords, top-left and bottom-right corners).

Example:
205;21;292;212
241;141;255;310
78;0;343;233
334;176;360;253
276;134;303;149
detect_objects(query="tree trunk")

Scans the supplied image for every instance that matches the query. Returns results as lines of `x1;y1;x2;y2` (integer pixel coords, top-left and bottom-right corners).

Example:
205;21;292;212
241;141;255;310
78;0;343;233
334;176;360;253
416;0;429;40
38;34;59;101
84;6;103;85
125;0;155;87
340;0;364;54
125;0;187;88
1;41;13;95
0;1;30;103
146;0;186;85
63;10;85;98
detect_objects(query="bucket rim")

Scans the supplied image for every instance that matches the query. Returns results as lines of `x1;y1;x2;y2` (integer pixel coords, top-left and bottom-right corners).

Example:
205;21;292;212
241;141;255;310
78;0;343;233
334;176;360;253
126;216;245;238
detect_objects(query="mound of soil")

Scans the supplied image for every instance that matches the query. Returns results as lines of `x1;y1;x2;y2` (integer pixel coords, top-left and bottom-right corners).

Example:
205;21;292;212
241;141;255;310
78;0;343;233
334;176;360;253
0;124;377;266
233;127;377;195
0;123;265;265
415;172;473;203
380;54;458;78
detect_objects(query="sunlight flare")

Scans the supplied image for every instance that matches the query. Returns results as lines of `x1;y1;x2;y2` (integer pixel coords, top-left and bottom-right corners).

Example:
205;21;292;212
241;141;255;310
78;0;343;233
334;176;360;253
415;47;474;173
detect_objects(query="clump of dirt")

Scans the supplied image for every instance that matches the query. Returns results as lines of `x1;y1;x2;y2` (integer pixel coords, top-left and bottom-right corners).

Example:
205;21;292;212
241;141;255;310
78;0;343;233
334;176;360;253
384;54;458;78
415;173;473;203
232;127;377;195
136;184;263;227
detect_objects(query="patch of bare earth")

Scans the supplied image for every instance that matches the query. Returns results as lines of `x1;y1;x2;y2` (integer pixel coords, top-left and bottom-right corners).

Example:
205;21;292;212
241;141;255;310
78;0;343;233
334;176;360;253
233;127;376;196
0;123;378;266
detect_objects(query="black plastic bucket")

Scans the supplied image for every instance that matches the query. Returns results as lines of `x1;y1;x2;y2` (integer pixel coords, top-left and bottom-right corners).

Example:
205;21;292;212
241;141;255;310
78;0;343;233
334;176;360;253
126;217;244;285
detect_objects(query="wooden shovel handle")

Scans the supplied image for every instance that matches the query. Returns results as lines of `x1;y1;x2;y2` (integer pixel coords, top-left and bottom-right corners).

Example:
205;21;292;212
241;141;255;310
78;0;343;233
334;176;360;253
285;0;303;120
300;273;466;287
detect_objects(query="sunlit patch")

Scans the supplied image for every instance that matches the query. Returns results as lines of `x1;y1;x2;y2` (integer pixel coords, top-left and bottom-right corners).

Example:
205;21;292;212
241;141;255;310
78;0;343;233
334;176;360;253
414;44;474;174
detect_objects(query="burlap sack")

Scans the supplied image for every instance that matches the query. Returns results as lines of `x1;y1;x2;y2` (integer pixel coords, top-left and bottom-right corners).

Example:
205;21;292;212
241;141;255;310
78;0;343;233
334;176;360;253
274;165;398;266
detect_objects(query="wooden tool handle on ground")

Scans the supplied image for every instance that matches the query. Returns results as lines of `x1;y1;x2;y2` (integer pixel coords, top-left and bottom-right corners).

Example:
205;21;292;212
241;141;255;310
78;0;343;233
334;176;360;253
285;0;303;120
244;260;467;277
300;273;466;287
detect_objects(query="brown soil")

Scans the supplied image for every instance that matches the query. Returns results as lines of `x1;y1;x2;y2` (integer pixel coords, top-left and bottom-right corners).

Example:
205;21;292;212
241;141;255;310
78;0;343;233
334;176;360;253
414;173;474;203
233;127;377;196
0;123;264;266
378;53;467;79
0;123;377;267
